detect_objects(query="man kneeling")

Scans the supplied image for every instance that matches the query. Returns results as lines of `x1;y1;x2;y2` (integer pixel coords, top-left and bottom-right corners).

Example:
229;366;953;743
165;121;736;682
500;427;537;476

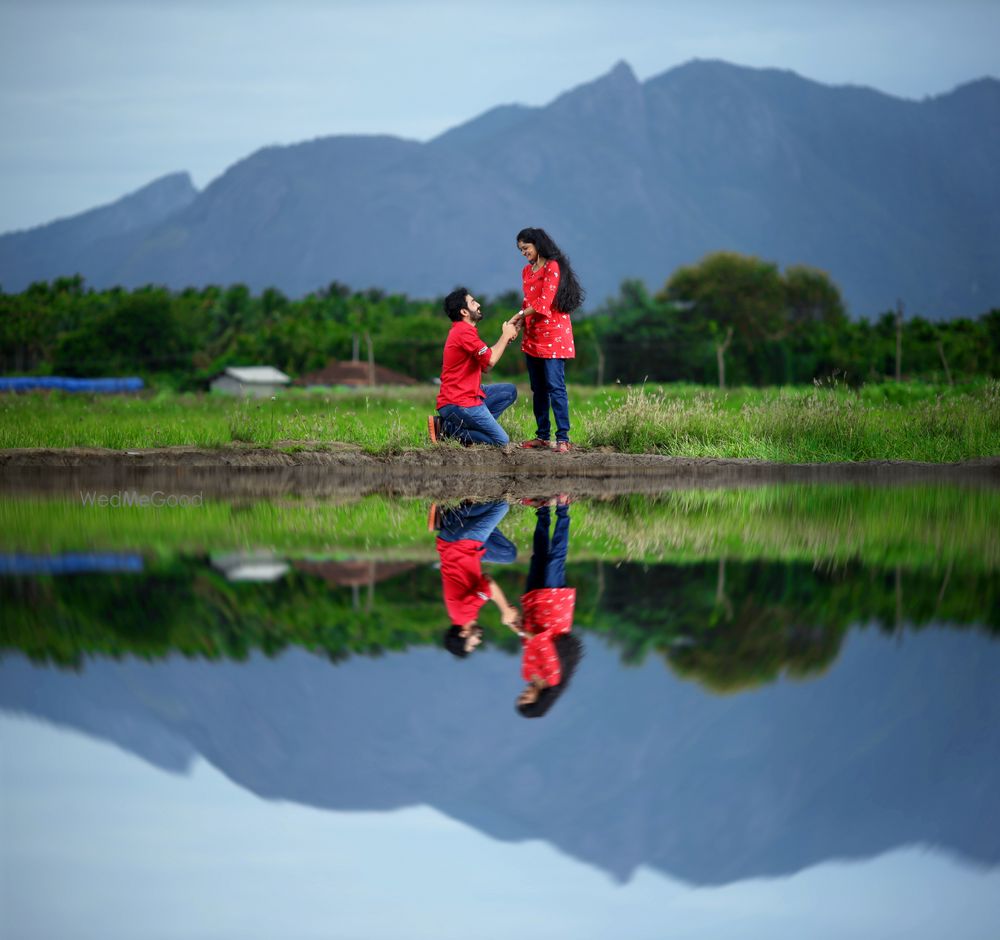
429;287;522;446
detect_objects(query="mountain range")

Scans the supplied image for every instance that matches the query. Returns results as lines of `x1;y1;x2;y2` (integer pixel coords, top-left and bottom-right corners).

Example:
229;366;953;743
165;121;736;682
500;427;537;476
1;59;998;317
3;626;999;886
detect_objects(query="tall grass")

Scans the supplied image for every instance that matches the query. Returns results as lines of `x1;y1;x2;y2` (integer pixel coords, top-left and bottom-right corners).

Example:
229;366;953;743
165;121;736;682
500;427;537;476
582;380;1000;461
1;381;998;461
2;486;997;570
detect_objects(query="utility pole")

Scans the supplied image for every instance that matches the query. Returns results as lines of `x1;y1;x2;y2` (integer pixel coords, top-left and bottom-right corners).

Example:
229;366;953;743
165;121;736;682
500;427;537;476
364;332;375;386
895;300;904;382
716;325;734;390
936;336;954;386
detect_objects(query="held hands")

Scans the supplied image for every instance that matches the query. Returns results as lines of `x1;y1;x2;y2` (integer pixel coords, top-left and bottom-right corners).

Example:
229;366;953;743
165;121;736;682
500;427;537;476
501;607;523;632
501;317;521;341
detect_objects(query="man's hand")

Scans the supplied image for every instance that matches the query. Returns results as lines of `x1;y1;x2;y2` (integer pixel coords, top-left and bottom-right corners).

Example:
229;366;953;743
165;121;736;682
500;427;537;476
501;318;520;342
501;607;522;631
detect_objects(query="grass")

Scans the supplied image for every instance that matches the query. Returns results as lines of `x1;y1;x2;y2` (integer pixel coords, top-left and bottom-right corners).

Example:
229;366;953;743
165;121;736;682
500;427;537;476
1;485;997;570
0;380;998;461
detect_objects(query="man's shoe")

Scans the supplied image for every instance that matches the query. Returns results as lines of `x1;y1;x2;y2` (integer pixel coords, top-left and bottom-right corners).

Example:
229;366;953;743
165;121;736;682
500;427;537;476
428;414;442;443
520;438;552;450
553;440;573;453
427;503;442;532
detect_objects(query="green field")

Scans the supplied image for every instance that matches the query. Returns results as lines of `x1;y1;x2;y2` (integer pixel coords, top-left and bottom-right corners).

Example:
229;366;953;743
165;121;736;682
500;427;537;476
3;486;997;570
2;380;999;461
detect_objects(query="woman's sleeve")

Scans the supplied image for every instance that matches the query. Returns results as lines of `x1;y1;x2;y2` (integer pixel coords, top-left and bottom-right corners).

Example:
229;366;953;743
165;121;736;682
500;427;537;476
531;262;561;318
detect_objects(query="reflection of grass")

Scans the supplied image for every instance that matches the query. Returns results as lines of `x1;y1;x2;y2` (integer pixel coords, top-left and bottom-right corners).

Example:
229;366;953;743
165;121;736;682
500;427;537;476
2;381;998;460
2;485;998;570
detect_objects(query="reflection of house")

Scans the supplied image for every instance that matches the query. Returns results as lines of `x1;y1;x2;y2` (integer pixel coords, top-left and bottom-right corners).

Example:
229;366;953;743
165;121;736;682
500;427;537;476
295;360;419;388
210;366;291;398
294;560;418;610
211;550;289;582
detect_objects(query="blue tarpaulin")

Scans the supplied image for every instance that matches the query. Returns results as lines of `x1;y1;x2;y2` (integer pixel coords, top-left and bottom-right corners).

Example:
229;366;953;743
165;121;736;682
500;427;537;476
0;553;144;575
0;376;144;393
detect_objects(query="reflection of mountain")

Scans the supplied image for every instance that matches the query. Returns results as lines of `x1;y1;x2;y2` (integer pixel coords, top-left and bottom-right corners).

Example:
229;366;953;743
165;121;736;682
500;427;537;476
4;627;999;886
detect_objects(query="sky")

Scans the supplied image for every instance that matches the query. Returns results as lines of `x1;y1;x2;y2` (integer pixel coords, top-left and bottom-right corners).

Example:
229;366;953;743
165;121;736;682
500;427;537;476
5;701;1000;937
1;0;998;234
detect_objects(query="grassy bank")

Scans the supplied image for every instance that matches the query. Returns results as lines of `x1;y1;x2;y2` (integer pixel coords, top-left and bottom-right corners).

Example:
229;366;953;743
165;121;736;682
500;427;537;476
2;486;997;570
1;380;998;461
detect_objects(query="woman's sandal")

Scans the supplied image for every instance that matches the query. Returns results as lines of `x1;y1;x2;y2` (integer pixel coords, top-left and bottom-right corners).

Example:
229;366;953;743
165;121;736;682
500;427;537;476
520;438;552;449
553;440;573;453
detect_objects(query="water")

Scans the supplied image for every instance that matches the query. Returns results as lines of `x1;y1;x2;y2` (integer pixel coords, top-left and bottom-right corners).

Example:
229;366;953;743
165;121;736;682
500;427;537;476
2;483;999;938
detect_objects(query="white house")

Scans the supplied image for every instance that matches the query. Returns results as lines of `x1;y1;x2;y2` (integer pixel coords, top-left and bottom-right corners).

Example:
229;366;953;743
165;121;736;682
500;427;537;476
210;550;289;583
210;366;291;398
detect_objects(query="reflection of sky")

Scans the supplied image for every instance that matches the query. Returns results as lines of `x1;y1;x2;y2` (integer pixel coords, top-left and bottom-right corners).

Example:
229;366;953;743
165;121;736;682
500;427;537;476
3;715;999;940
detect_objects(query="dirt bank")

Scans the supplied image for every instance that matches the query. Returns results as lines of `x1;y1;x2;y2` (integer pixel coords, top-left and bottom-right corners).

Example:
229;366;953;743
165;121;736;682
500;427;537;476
1;445;997;501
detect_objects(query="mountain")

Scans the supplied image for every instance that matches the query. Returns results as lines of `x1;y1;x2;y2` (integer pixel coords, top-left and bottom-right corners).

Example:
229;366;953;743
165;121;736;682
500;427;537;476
3;627;999;886
1;61;998;317
0;172;197;291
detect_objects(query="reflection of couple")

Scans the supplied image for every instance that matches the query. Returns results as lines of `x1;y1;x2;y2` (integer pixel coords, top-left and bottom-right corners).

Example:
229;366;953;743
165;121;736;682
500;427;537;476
428;227;585;450
434;498;581;718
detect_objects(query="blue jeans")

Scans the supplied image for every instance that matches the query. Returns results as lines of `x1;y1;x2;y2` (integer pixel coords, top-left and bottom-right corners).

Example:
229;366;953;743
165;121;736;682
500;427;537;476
439;383;517;446
525;356;570;442
526;505;570;591
438;500;517;564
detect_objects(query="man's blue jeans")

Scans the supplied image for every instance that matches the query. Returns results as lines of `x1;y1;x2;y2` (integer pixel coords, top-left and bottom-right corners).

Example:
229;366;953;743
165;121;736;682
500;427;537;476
439;383;517;446
525;356;570;443
438;500;517;564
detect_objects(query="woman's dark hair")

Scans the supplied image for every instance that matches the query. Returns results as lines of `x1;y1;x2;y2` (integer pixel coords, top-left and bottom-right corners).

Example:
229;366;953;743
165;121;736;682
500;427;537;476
516;227;585;314
517;633;584;718
443;287;471;322
443;625;470;658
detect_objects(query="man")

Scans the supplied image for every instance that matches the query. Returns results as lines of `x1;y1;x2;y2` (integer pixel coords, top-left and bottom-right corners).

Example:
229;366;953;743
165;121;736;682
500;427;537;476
434;500;520;658
429;287;523;446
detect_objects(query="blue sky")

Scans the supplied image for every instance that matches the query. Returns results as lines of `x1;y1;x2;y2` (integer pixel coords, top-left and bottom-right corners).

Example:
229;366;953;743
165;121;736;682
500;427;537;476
1;0;998;233
4;710;1000;939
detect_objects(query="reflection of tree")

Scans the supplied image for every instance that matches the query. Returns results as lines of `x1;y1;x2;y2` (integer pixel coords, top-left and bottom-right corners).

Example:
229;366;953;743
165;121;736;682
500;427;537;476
589;560;999;692
2;558;997;692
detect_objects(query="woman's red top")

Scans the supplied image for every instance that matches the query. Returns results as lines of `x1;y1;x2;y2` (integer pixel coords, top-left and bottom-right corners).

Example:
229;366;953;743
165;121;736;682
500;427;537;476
521;261;575;360
520;587;576;686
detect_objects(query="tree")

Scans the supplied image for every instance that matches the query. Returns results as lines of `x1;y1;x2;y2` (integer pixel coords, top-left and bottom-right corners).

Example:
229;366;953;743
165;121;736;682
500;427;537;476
661;252;785;348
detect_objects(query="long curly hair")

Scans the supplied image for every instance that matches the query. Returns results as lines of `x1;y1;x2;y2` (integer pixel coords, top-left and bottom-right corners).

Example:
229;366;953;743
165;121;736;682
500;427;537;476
516;633;584;719
516;227;585;314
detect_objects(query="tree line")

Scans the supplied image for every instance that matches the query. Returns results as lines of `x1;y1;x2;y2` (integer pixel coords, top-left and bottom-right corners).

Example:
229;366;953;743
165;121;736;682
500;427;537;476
2;557;996;692
2;252;998;387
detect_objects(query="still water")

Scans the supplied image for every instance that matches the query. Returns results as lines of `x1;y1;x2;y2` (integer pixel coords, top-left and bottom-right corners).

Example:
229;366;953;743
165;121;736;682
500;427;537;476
2;485;999;938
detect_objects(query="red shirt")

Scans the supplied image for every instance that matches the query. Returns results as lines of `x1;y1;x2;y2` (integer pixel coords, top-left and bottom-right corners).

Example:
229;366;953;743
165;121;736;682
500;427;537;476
437;537;491;625
520;587;576;686
521;260;576;360
436;320;490;409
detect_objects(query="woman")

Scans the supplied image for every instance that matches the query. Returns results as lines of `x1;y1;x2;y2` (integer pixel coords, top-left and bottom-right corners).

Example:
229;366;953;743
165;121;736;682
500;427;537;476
515;227;585;453
511;496;583;718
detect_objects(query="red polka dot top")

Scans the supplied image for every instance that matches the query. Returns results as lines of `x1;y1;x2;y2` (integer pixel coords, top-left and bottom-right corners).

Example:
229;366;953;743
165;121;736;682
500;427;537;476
520;587;576;686
521;261;576;360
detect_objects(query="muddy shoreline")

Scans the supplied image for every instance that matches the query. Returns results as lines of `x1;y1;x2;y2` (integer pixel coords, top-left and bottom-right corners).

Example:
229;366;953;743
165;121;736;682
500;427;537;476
1;445;997;500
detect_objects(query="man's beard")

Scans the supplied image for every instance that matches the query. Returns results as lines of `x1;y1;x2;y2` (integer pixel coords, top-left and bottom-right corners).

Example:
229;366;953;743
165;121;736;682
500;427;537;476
469;308;483;323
